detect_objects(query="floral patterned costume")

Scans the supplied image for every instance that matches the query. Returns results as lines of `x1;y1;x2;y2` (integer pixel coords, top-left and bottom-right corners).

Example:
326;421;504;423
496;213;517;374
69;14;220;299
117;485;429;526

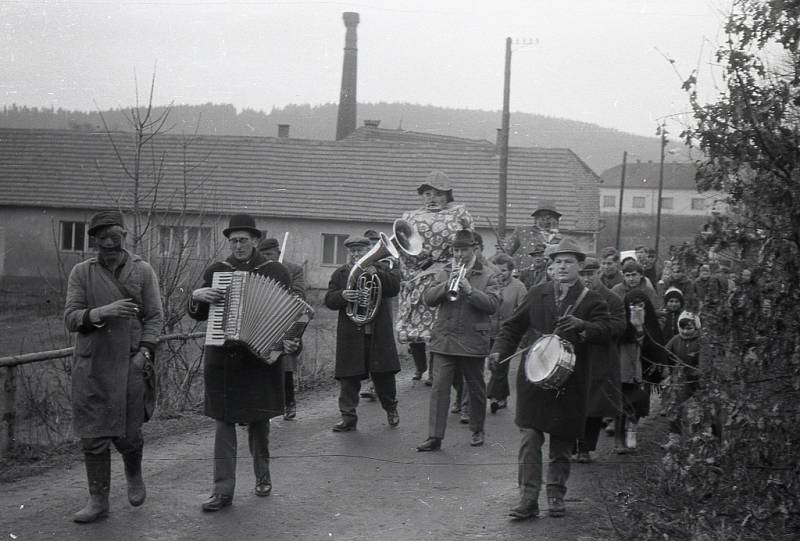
396;202;474;343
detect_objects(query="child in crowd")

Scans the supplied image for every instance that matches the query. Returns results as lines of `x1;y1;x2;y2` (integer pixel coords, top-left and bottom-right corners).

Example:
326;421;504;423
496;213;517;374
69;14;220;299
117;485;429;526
664;311;702;443
659;287;685;344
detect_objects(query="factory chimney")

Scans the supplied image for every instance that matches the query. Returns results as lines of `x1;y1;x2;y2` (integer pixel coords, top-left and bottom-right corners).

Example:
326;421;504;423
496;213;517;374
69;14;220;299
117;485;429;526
336;12;359;140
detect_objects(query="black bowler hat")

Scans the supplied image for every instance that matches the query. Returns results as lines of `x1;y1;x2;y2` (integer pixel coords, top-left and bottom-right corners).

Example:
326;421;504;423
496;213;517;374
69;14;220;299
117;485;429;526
223;214;262;238
88;210;125;236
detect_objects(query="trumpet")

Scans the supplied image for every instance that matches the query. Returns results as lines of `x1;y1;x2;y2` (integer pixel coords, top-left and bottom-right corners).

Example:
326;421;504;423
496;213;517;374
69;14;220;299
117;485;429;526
445;261;467;301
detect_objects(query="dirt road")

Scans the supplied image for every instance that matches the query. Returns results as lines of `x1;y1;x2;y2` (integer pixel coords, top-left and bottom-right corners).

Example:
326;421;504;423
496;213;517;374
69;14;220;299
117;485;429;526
1;367;625;540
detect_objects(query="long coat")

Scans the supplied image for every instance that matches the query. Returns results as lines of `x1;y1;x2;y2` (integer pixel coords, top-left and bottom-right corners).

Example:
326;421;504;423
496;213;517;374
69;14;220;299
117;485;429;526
188;252;291;423
586;282;627;418
281;259;306;373
491;281;612;440
64;250;163;438
324;261;401;379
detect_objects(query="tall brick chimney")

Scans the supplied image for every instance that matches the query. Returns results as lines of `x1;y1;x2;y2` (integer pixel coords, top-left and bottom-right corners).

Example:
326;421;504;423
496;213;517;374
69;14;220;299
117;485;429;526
336;12;359;141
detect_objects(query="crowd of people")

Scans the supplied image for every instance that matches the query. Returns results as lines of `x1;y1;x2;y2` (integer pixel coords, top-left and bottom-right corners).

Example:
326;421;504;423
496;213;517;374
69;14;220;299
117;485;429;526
63;170;757;524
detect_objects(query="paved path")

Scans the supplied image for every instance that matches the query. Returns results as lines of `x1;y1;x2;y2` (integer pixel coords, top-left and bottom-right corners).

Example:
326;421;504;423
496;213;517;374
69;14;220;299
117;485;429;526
1;366;622;540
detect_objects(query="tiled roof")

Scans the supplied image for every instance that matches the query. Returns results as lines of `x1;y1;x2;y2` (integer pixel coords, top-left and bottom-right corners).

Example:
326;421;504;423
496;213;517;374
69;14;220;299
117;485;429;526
0;127;600;233
600;161;698;190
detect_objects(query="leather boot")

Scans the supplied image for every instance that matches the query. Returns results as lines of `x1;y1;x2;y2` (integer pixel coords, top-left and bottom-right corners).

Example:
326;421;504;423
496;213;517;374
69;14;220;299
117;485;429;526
73;450;110;523
123;449;146;506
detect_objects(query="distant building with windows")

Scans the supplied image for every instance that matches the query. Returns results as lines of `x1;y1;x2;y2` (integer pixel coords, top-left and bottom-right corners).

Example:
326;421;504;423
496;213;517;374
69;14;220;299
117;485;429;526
0;125;601;290
596;161;726;253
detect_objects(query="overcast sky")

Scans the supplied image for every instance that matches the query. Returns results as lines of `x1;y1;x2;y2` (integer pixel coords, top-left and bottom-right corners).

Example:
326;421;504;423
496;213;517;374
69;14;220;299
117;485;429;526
2;0;731;137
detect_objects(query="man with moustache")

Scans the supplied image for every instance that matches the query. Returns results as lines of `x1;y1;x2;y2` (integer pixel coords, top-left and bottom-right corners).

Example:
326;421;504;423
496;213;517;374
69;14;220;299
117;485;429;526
416;229;500;451
189;214;294;512
64;210;164;523
489;239;612;520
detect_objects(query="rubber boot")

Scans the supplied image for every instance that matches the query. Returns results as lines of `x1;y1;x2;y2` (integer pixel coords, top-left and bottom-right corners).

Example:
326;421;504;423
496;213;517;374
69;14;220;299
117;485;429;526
73;450;110;523
123;449;146;506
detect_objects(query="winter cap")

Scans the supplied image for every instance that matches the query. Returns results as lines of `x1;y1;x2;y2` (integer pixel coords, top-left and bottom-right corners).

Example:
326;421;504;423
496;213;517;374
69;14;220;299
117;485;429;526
258;237;280;251
678;311;701;330
663;287;684;304
343;236;371;249
88;210;125;236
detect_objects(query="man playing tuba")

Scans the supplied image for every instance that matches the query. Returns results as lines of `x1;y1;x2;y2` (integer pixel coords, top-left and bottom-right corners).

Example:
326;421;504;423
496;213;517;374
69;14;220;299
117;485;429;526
324;235;402;432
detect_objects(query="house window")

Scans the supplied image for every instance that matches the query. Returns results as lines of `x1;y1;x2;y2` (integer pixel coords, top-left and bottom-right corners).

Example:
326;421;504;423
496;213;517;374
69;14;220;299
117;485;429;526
660;197;674;210
691;198;705;210
322;233;349;265
159;226;212;259
60;221;95;251
632;196;646;209
602;195;616;208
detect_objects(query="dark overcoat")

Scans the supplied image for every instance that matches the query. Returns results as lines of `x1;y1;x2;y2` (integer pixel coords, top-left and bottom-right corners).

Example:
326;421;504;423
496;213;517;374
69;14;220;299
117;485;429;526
586;281;627;418
491;281;611;440
188;252;291;423
324;261;401;379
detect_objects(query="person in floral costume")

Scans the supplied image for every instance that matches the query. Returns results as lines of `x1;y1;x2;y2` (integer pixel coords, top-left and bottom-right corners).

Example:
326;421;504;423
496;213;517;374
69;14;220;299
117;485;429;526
396;170;474;382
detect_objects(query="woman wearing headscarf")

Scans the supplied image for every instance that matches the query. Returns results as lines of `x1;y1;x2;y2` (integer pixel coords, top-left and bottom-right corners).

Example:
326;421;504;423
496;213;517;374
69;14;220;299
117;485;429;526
396;170;474;384
614;290;668;454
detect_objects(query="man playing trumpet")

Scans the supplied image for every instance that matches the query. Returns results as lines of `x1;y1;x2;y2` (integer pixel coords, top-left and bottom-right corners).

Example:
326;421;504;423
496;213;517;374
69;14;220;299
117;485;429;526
416;230;500;451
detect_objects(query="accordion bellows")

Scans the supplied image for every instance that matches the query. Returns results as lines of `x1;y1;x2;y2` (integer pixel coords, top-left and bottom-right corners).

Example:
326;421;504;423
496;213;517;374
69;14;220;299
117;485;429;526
205;271;311;363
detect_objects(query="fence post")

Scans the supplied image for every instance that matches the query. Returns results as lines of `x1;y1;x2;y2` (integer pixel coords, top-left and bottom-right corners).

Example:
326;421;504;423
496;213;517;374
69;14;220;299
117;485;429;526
0;365;17;458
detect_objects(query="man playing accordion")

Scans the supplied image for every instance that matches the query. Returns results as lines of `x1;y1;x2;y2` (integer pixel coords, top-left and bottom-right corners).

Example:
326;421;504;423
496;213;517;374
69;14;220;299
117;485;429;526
189;214;298;512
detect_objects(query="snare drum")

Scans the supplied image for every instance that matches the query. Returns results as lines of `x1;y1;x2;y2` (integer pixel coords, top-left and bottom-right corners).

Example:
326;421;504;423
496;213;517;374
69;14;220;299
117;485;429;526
523;334;576;390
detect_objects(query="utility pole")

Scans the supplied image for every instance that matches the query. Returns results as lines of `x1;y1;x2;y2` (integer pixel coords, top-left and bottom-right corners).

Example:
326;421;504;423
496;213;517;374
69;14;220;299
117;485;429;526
654;123;667;256
497;37;511;245
615;151;628;250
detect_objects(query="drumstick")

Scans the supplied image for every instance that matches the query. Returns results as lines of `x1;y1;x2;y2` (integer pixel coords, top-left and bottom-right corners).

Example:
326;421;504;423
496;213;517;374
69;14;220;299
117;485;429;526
497;343;535;365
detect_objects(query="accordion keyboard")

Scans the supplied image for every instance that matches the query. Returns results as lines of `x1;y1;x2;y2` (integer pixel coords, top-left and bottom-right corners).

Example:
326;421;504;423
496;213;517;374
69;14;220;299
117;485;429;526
204;271;234;346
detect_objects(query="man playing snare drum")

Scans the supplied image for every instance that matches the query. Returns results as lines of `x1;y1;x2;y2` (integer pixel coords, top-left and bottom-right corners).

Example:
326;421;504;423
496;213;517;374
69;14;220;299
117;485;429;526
488;238;613;520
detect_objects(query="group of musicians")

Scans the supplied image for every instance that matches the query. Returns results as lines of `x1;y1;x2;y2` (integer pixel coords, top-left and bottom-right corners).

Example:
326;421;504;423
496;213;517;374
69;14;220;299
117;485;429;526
64;172;618;523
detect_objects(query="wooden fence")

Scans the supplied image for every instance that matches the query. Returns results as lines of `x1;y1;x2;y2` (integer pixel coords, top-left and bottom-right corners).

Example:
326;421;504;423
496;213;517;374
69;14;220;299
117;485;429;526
0;332;204;459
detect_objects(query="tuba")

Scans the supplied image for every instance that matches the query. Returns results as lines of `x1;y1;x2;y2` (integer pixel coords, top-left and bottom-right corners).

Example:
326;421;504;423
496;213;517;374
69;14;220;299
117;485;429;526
345;219;423;325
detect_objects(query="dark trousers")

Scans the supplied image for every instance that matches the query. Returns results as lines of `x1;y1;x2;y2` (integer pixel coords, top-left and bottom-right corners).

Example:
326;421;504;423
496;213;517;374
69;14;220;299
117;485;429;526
487;358;510;401
338;372;397;424
428;353;486;438
577;416;604;453
284;371;295;407
211;419;270;496
409;342;428;374
518;428;572;502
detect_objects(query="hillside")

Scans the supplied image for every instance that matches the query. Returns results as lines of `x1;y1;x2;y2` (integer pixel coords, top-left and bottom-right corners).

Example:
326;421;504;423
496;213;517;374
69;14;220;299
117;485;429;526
0;102;676;173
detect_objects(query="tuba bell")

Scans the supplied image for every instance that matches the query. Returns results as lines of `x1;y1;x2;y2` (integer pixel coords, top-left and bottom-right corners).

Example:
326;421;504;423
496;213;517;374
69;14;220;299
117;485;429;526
345;219;423;325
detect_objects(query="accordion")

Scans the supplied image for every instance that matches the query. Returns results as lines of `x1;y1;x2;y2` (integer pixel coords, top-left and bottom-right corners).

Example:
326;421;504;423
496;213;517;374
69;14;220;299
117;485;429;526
204;271;312;364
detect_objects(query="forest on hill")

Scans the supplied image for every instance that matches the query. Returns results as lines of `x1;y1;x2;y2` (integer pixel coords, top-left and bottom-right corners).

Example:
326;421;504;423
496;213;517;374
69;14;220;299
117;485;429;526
0;101;681;173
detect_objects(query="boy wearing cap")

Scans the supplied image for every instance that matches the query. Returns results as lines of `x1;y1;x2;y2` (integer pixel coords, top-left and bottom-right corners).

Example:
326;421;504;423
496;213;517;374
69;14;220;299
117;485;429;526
324;236;402;432
64;210;164;523
416;229;501;451
489;238;613;520
189;214;294;512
